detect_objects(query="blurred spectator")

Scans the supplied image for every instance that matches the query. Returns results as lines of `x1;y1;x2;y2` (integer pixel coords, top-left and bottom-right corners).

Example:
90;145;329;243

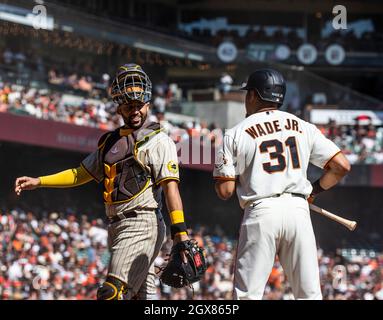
153;92;167;114
3;48;13;65
14;51;26;71
219;73;233;94
101;74;110;88
77;77;93;92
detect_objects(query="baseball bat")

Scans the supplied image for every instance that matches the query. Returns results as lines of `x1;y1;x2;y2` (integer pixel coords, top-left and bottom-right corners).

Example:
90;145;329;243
309;203;357;231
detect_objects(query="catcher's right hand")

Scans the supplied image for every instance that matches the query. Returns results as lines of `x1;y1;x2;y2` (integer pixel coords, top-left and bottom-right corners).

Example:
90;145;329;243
15;176;40;195
160;239;207;288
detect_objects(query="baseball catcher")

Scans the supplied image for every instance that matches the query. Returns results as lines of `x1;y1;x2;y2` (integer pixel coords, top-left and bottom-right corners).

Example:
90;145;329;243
160;239;207;288
14;63;205;300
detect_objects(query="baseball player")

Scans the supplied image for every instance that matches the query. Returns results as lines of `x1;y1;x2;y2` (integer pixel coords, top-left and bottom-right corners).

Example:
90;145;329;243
213;69;351;300
14;64;190;300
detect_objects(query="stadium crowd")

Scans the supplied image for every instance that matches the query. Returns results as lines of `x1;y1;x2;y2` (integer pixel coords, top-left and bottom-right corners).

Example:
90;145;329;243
318;119;383;164
0;81;119;130
2;80;383;163
0;208;382;300
0;81;223;146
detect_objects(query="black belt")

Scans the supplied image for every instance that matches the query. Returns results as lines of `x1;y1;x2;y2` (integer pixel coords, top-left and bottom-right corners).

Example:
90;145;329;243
272;193;306;200
109;208;161;224
109;211;137;224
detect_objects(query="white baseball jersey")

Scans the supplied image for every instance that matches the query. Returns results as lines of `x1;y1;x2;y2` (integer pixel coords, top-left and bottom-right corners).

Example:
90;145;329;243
213;110;340;208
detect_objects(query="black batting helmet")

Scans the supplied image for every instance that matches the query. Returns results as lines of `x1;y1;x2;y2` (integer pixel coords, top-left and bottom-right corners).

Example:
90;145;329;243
110;63;152;105
241;68;286;106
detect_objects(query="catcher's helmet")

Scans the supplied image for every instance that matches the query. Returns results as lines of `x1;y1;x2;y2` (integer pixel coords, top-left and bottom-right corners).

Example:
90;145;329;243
110;63;152;105
241;68;286;106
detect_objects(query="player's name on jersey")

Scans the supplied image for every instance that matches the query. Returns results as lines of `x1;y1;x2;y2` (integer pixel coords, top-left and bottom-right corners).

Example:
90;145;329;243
245;118;302;139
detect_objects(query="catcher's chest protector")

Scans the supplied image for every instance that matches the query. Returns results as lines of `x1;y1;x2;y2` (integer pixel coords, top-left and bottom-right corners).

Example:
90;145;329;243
101;122;161;204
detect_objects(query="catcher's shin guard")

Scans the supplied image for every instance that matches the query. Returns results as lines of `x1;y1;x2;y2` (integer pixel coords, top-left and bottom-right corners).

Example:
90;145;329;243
97;276;126;300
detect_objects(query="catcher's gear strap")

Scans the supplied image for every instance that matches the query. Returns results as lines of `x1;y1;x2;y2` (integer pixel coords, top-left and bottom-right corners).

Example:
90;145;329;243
39;166;93;188
97;276;126;300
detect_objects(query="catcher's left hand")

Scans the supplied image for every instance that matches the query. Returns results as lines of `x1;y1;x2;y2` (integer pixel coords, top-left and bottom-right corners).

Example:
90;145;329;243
160;239;207;288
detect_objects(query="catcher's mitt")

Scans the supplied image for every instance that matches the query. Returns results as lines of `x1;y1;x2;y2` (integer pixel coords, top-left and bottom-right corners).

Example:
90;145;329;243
160;239;207;288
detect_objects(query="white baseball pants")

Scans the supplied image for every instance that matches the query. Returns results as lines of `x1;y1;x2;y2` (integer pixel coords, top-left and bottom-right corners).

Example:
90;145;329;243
234;193;322;300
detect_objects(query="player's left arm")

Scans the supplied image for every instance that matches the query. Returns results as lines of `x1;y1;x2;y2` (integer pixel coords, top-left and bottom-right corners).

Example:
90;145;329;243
150;134;188;244
161;180;189;244
213;133;237;200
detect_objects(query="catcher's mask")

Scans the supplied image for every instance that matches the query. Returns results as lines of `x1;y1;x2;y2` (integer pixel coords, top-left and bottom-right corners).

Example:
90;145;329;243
110;64;152;105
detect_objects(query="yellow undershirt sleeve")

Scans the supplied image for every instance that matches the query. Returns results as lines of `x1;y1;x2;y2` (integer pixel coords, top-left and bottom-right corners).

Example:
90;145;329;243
39;166;93;188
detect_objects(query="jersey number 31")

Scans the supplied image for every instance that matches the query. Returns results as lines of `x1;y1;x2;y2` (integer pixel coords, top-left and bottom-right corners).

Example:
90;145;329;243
260;136;300;173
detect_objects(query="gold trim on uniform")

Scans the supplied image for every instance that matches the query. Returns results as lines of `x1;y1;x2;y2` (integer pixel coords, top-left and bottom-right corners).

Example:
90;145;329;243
103;191;113;203
104;282;118;300
104;163;117;178
103;163;118;202
155;176;180;186
104;177;115;191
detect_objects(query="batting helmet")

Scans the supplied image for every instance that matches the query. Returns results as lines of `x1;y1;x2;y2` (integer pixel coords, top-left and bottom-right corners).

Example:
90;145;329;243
110;64;152;105
241;68;286;106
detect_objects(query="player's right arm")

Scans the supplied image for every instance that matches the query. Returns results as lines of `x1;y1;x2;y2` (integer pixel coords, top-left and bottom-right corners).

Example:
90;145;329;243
14;166;93;195
213;134;237;200
15;132;109;196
